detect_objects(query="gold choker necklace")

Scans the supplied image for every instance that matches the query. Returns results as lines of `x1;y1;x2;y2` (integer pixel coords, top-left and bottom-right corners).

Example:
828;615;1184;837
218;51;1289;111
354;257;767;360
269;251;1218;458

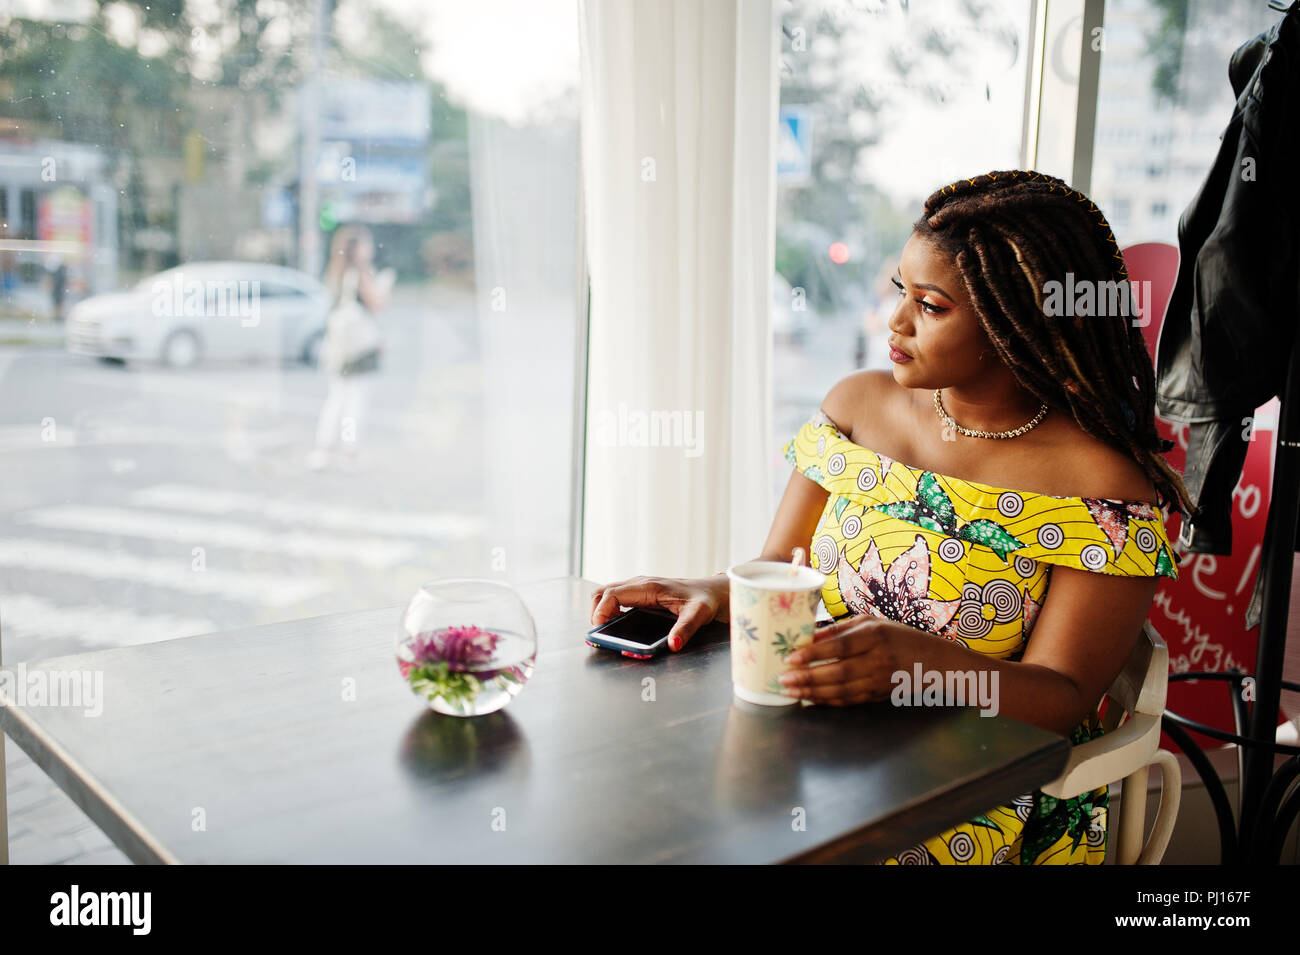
933;388;1048;439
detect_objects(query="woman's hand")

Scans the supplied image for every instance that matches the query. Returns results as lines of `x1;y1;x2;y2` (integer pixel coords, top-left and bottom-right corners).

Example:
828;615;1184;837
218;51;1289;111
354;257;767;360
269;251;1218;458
589;575;729;651
777;615;914;705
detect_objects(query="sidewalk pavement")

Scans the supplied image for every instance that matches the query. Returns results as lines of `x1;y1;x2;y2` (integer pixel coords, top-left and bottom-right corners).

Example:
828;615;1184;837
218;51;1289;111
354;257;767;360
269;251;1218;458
0;318;67;348
4;740;128;864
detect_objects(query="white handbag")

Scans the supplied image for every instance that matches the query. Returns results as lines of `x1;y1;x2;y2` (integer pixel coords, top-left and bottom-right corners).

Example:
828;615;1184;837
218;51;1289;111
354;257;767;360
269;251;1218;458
321;268;382;373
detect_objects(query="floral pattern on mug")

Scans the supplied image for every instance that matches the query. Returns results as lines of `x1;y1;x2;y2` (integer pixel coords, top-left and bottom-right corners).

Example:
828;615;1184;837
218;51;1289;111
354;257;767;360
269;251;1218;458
734;615;759;644
770;591;803;616
771;629;804;660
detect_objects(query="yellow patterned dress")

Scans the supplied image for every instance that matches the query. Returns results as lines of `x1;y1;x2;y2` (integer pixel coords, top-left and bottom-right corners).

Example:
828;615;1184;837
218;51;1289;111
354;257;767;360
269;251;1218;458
783;409;1179;865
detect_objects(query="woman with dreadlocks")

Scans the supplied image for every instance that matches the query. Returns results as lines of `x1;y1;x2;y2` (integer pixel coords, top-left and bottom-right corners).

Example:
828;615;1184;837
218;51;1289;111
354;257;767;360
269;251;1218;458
590;169;1198;864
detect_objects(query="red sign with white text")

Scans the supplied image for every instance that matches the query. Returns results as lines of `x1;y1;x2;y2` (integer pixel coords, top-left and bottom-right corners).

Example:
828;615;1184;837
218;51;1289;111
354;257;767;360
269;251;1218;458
1125;242;1284;753
1155;405;1274;752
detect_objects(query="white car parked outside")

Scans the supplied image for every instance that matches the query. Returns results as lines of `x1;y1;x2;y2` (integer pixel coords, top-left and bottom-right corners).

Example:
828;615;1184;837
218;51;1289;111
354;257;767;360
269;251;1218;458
66;261;334;368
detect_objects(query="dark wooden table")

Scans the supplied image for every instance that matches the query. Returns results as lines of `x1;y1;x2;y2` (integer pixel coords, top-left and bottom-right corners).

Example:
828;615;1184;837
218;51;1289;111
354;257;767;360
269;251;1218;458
0;575;1070;863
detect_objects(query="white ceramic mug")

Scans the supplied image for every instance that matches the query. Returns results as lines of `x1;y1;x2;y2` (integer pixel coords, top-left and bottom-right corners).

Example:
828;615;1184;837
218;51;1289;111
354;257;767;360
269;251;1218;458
726;560;828;706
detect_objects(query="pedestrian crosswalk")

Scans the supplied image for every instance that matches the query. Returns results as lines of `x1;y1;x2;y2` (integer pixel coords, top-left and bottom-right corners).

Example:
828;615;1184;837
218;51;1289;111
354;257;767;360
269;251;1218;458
0;537;329;606
0;484;489;658
0;423;278;453
131;484;483;538
19;505;421;567
0;592;216;650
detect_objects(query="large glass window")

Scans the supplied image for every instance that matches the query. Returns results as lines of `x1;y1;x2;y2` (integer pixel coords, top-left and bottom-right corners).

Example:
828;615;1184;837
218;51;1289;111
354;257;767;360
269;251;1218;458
0;0;581;665
1088;0;1288;700
772;0;1034;499
1090;0;1281;247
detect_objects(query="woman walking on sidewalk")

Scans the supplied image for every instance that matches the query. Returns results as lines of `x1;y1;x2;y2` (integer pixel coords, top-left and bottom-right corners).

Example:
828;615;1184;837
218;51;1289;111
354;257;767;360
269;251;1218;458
308;224;394;471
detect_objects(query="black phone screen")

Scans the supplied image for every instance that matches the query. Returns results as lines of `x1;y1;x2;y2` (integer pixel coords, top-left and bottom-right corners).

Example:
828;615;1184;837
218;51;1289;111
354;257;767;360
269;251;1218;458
595;608;675;646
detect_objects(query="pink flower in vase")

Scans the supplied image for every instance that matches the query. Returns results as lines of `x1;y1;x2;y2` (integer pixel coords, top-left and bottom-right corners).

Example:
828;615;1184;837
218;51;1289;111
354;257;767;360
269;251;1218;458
410;624;501;673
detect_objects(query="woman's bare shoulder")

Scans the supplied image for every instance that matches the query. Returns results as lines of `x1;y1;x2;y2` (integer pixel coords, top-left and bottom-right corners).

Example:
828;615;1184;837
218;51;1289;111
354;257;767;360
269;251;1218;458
1041;422;1160;505
819;370;900;440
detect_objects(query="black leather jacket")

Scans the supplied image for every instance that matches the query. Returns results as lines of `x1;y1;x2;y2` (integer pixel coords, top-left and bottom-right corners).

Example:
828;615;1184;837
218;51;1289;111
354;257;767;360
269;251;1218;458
1156;1;1300;577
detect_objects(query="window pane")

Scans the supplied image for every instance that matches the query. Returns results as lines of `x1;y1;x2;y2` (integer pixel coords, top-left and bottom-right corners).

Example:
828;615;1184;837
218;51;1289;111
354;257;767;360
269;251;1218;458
0;0;580;663
1090;0;1281;247
774;0;1033;497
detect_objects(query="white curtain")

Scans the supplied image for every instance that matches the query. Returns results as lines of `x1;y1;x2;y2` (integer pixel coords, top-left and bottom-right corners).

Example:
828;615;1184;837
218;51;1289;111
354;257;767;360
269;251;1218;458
578;0;777;583
468;110;580;580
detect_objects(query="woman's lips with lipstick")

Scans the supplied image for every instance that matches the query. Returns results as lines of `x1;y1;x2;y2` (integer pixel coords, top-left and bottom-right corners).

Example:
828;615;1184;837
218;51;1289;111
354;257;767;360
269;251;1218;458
889;342;913;362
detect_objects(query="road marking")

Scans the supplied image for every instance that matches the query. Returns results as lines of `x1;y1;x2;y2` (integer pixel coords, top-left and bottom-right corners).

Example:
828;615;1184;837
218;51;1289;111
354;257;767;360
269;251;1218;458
63;370;322;415
130;484;483;539
17;505;419;568
0;424;74;452
0;539;326;606
0;593;216;650
0;424;295;453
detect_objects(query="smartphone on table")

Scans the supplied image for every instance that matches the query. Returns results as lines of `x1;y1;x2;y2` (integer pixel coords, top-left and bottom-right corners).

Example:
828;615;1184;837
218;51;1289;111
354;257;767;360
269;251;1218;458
586;606;681;659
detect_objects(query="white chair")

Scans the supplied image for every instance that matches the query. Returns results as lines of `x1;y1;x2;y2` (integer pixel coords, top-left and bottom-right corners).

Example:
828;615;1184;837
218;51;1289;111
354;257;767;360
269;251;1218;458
1041;620;1181;864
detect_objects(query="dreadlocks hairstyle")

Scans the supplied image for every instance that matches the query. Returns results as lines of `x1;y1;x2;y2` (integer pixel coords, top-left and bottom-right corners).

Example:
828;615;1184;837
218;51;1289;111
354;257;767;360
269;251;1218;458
913;169;1198;521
